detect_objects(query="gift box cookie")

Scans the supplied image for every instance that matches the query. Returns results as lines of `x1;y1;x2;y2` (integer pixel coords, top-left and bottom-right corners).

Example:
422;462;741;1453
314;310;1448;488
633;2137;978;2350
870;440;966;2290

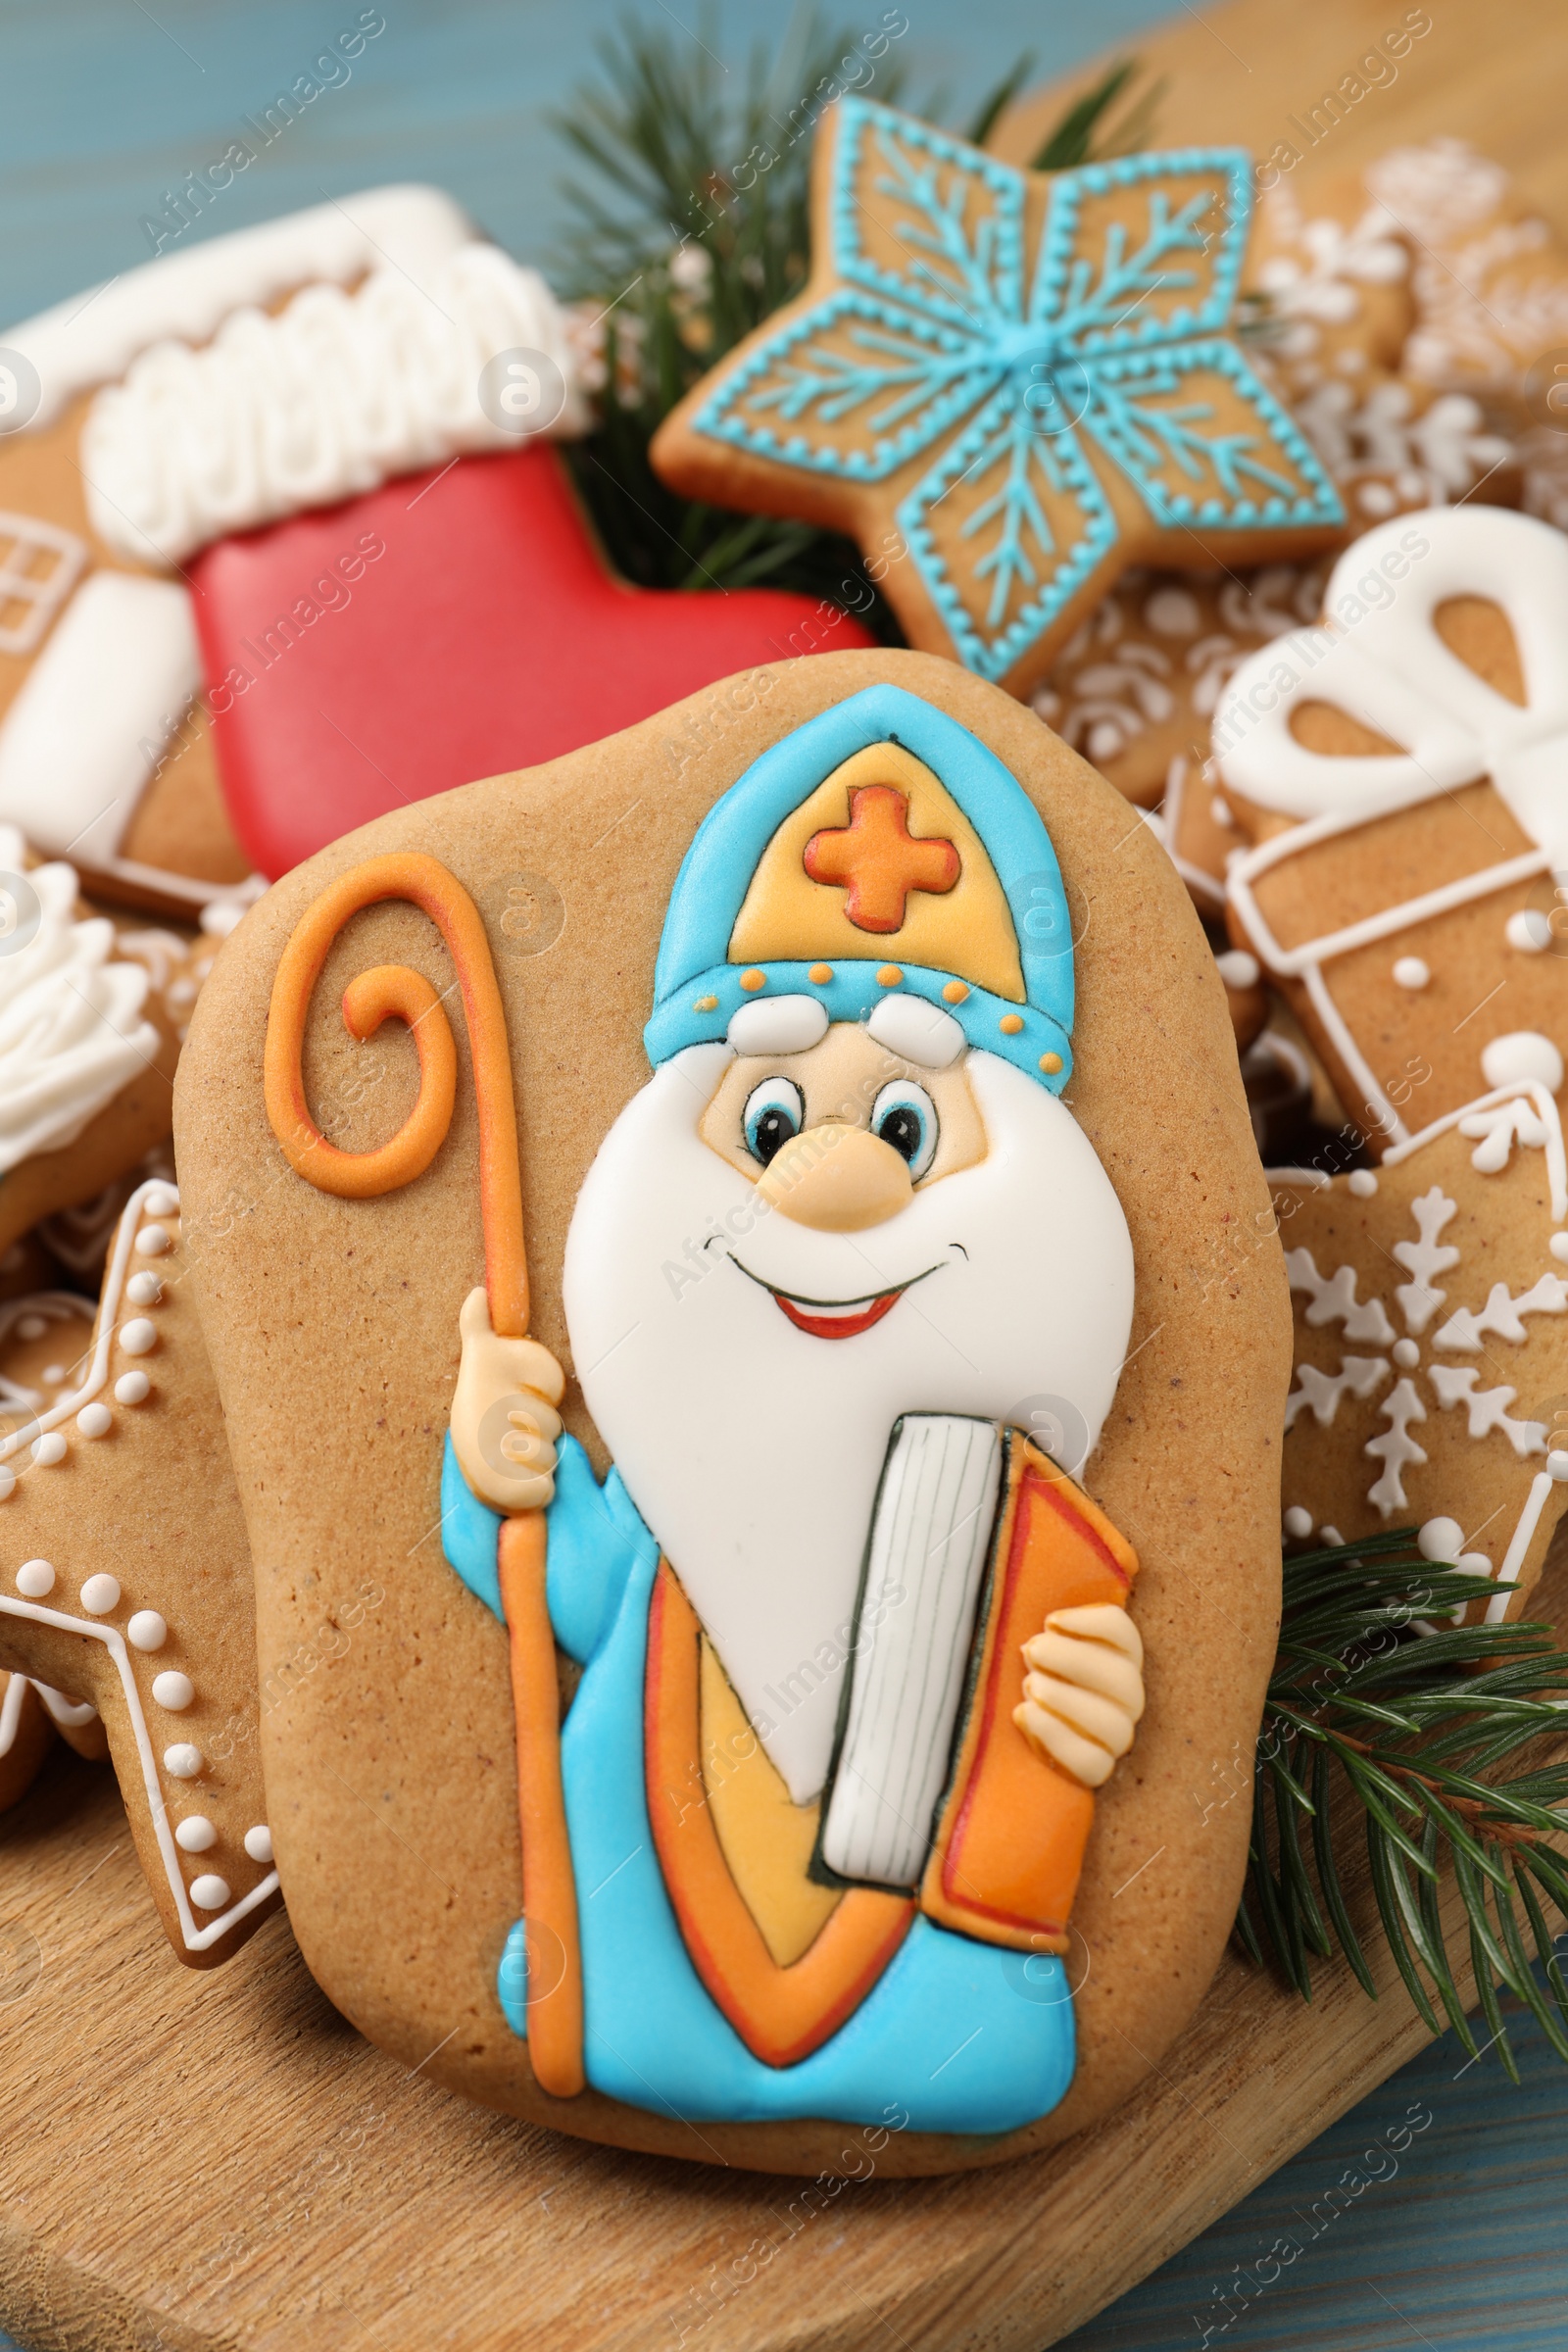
173;647;1289;2174
1217;503;1568;1150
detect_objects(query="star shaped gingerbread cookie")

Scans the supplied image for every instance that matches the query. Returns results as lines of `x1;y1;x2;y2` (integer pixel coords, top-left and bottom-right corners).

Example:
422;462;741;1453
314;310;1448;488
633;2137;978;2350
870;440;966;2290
652;96;1346;696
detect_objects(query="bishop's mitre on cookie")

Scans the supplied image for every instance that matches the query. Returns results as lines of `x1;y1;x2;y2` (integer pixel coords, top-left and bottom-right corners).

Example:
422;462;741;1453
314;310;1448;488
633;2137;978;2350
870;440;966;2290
173;648;1288;2176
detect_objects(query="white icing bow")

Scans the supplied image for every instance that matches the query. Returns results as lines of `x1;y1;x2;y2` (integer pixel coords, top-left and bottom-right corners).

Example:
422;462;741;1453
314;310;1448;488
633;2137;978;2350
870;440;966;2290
1214;506;1568;858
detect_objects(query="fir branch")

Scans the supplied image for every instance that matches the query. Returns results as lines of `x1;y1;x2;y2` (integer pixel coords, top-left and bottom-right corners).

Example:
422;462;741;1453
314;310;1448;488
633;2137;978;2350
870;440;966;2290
1242;1530;1568;2080
1029;59;1168;171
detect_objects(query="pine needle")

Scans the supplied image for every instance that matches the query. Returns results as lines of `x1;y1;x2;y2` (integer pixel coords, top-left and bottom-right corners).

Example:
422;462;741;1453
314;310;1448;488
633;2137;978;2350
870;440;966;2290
1241;1529;1568;2078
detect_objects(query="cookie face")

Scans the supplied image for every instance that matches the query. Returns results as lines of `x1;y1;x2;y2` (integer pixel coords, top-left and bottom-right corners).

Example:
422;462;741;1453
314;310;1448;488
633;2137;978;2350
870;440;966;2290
651;98;1345;700
1216;504;1568;1149
177;647;1289;2175
1273;1079;1568;1618
0;1182;277;1965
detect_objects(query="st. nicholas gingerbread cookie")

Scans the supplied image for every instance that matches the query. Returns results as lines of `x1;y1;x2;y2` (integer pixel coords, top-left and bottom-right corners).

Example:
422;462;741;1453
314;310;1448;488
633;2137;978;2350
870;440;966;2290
175;647;1289;2175
1216;504;1568;1151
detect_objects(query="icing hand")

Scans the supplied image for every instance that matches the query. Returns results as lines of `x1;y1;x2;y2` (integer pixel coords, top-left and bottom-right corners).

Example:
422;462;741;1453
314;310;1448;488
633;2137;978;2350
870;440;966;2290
1013;1603;1145;1789
450;1286;565;1513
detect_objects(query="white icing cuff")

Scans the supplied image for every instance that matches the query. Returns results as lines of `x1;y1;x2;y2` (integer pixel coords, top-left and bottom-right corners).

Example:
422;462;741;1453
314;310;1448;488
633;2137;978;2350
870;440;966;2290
726;995;828;1056
83;243;590;565
866;992;967;1068
0;572;199;866
3;185;478;430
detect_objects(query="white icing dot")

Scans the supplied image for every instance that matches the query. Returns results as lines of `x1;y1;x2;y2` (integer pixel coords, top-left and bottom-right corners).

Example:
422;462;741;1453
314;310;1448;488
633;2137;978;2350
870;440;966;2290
243;1824;273;1864
143;1184;178;1216
30;1433;67;1466
1320;1525;1344;1547
115;1371;150;1404
80;1574;121;1614
119;1319;158;1356
1418;1516;1464;1562
125;1271;162;1306
15;1315;45;1342
1550;1451;1568;1483
76;1402;112;1439
1146;586;1200;636
1552;1234;1568;1263
41;1365;65;1387
1457;1552;1494;1577
1283;1506;1312;1539
1358;480;1398;517
135;1225;171;1257
190;1874;230;1910
1393;1338;1420;1368
1348;1170;1378;1198
0;1469;15;1500
15;1559;54;1597
152;1670;194;1711
164;1742;203;1778
174;1815;217;1852
1216;950;1259;991
168;977;196;1006
1393;956;1430;991
1506;908;1552;954
1481;1030;1564;1093
126;1610;167;1651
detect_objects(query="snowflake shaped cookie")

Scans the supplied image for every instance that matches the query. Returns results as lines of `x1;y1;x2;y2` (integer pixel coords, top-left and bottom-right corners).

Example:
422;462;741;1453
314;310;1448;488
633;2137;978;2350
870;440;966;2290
652;97;1344;695
1274;1080;1568;1624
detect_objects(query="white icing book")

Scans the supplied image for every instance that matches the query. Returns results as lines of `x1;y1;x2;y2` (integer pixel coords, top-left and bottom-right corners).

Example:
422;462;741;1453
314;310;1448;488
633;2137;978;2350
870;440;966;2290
819;1414;1004;1889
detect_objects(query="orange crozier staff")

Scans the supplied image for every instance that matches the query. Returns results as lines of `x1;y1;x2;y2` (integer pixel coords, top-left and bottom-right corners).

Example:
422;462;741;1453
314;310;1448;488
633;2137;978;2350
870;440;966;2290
264;851;585;2097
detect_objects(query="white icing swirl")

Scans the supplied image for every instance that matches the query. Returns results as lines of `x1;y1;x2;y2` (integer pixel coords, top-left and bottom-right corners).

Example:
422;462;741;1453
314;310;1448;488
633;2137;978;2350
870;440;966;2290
0;827;158;1175
82;244;587;565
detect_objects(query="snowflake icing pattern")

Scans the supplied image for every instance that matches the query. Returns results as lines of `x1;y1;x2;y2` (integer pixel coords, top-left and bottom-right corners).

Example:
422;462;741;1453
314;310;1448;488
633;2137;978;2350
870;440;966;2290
693;99;1343;680
1286;1097;1568;1519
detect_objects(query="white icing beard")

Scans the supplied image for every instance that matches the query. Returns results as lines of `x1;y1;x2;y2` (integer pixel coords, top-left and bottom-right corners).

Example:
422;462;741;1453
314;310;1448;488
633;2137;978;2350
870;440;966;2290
562;1044;1135;1805
82;242;587;566
0;827;157;1175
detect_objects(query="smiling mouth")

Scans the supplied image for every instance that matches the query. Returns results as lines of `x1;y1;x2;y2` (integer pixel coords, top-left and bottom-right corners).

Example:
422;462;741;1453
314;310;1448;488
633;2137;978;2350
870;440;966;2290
728;1256;944;1340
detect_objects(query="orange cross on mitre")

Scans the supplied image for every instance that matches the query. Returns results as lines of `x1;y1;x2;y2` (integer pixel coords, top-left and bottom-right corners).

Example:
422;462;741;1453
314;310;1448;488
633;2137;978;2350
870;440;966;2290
803;785;960;934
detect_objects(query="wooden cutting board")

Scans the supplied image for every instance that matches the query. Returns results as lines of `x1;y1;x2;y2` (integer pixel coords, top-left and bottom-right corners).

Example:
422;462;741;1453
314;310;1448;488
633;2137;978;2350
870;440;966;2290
3;1;1566;2343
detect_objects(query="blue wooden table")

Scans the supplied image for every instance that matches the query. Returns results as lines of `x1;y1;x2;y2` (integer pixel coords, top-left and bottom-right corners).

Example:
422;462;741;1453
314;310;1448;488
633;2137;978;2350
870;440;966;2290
2;2;1566;2343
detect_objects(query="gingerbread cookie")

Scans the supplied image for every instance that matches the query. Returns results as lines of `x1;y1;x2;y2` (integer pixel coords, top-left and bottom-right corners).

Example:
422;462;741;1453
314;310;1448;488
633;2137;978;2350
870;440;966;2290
1216;503;1568;1151
176;647;1288;2175
1272;1075;1568;1623
0;183;579;911
651;97;1345;700
0;1181;276;1964
0;825;179;1256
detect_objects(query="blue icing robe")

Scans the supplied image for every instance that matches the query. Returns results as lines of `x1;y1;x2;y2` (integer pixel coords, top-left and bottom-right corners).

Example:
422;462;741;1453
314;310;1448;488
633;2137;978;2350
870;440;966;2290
441;1434;1075;2133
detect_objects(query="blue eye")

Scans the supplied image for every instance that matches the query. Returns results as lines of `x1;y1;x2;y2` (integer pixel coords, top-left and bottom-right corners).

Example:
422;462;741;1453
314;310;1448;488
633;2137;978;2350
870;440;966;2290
871;1080;938;1180
743;1076;805;1167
